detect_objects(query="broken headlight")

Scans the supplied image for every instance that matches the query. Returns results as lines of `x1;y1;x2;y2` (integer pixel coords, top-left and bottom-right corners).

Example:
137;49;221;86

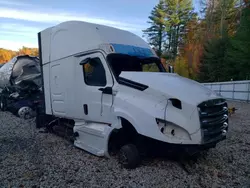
156;118;191;140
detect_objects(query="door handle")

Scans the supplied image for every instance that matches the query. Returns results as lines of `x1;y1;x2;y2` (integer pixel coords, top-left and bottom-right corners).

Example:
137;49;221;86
83;104;88;115
98;87;113;95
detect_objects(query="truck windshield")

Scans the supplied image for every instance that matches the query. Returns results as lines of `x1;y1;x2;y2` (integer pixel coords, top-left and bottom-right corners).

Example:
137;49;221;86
107;53;166;77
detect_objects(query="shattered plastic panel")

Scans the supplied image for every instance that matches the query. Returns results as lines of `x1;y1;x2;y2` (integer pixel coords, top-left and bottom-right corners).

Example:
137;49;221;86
0;57;17;88
0;56;41;89
12;57;41;86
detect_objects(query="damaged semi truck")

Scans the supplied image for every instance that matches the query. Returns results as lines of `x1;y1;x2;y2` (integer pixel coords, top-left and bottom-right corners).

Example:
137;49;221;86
37;21;229;169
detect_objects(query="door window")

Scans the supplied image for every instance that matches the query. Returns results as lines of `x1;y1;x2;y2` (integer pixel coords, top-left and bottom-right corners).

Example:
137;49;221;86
82;57;107;86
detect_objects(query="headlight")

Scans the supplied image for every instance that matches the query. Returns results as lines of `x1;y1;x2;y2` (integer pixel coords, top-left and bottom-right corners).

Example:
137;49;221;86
156;118;191;140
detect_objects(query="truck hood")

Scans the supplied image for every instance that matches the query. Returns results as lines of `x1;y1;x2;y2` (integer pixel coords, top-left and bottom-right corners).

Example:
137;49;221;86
119;72;221;105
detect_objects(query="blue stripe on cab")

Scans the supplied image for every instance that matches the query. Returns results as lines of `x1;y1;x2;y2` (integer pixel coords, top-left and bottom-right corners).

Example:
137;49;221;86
110;43;155;58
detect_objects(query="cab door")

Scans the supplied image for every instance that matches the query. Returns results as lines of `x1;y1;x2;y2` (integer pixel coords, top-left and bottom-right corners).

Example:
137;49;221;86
74;52;115;124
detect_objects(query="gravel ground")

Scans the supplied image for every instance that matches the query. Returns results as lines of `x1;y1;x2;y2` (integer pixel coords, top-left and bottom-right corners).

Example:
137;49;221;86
0;100;249;188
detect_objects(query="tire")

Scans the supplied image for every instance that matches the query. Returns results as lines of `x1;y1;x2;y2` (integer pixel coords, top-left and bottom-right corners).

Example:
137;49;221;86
35;107;44;128
118;144;141;169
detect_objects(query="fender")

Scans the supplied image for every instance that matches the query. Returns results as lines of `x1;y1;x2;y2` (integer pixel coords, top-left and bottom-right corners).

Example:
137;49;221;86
113;108;142;134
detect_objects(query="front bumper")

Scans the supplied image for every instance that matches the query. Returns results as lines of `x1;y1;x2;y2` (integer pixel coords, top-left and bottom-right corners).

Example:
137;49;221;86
179;134;226;155
138;133;226;157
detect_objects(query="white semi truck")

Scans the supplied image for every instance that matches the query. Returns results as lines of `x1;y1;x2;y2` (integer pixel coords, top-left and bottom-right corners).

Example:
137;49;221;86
37;21;229;168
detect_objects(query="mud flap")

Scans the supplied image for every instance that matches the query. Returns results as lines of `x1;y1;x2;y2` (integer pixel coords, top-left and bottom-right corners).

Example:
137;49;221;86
73;122;114;157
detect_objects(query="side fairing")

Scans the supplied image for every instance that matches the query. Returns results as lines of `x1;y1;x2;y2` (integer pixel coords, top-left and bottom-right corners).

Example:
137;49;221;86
112;84;167;134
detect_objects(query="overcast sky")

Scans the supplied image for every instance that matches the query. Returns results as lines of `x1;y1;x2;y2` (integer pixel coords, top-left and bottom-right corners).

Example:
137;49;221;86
0;0;200;51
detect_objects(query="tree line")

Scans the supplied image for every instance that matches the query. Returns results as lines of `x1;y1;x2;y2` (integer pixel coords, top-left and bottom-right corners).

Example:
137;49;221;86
1;0;249;83
0;47;38;64
143;0;250;82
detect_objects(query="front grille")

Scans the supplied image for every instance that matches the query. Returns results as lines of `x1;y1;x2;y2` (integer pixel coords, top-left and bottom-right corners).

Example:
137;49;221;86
198;99;229;143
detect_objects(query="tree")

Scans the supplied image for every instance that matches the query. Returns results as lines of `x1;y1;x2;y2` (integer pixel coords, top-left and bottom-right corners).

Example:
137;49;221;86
176;16;204;79
198;37;229;82
0;48;15;64
142;0;249;81
143;0;166;57
174;56;189;77
17;47;39;56
224;5;250;80
143;0;195;63
164;0;195;60
198;0;240;41
0;47;39;64
196;0;244;82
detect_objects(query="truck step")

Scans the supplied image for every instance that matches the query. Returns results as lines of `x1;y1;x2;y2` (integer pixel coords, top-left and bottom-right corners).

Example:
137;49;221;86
73;122;113;157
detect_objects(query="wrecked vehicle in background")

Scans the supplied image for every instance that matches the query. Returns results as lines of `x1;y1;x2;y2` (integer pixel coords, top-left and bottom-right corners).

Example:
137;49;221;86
0;55;43;119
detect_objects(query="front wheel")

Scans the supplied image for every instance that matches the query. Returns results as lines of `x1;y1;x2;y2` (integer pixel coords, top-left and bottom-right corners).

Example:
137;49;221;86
118;144;141;169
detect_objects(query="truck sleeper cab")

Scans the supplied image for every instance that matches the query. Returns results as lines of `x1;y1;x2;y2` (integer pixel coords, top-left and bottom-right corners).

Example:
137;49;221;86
37;21;229;169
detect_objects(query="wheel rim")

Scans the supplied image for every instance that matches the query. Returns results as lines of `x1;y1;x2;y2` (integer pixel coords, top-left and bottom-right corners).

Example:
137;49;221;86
0;102;3;109
24;112;30;119
18;107;33;119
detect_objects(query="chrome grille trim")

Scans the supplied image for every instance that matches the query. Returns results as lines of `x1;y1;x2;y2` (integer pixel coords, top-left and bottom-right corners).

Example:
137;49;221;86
198;99;229;143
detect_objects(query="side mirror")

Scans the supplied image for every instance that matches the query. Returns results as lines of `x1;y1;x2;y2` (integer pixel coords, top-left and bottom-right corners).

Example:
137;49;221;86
99;87;113;95
79;58;91;65
168;65;174;73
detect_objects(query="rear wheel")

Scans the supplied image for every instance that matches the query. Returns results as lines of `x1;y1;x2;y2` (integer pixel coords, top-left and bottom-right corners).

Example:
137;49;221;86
118;144;141;169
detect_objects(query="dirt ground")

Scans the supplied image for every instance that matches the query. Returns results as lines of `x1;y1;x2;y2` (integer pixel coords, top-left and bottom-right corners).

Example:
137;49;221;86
0;100;249;188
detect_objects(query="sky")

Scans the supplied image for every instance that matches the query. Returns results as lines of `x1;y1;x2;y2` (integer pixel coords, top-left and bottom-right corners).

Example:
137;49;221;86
0;0;200;51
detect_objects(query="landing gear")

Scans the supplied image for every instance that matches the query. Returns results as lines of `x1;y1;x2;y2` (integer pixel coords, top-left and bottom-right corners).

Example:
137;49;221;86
118;144;141;169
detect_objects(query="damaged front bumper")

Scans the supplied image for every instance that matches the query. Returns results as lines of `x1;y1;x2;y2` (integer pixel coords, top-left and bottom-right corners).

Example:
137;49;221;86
177;134;226;155
138;133;226;157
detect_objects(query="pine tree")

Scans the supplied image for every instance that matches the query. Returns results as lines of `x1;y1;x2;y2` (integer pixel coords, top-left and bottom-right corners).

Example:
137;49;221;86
199;0;239;39
198;37;229;82
164;0;194;60
143;0;166;57
224;5;250;80
197;0;242;82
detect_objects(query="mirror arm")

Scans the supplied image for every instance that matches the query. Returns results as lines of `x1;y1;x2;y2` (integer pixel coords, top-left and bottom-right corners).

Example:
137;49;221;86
79;57;91;65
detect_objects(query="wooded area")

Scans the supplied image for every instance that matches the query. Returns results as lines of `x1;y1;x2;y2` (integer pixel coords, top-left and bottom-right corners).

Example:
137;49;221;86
143;0;250;82
1;0;249;82
0;47;38;64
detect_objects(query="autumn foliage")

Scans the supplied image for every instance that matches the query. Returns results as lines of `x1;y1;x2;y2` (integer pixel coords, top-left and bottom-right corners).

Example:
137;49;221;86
0;47;38;64
144;0;250;81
